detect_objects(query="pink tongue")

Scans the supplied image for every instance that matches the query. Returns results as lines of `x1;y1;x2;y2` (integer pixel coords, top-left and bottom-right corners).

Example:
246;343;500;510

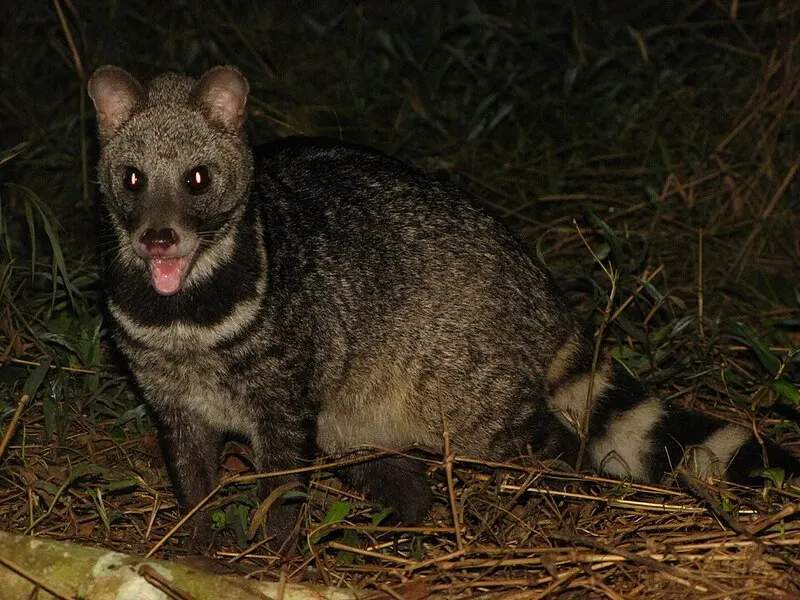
149;257;189;296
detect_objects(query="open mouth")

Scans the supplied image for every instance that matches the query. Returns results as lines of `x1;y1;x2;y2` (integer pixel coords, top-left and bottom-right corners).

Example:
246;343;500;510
148;253;194;296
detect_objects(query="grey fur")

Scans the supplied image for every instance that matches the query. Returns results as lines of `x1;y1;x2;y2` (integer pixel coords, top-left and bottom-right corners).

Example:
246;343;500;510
88;65;799;549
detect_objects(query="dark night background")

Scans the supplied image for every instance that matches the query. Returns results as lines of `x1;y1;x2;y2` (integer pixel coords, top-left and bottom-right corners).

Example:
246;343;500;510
1;1;799;596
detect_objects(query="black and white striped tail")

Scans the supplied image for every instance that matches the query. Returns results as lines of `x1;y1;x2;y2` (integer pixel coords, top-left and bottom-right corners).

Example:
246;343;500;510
546;335;800;484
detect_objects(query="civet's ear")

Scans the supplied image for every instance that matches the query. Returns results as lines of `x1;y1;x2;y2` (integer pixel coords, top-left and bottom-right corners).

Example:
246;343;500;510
87;66;146;142
190;66;250;133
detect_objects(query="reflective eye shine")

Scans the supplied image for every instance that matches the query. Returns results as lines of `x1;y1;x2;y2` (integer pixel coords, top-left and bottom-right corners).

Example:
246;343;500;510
186;166;211;194
123;167;144;191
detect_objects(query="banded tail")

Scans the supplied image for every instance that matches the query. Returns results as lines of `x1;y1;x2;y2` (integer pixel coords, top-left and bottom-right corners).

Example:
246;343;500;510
546;333;800;484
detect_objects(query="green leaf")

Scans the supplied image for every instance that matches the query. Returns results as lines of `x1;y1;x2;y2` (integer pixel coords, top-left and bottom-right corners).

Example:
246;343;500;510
722;367;746;389
595;242;611;261
310;498;352;546
42;391;56;440
281;489;309;501
635;276;664;304
24;199;36;283
211;509;227;531
720;494;735;515
670;315;696;338
0;400;13;421
32;480;61;496
725;321;781;376
610;345;649;371
22;358;51;397
226;503;251;547
756;467;786;488
767;380;800;405
5;183;75;311
614;314;648;344
68;462;107;483
38;333;80;356
650;324;671;345
668;295;687;310
105;479;140;493
336;530;359;565
588;211;622;268
410;535;426;561
371;505;394;526
114;404;149;428
322;499;351;524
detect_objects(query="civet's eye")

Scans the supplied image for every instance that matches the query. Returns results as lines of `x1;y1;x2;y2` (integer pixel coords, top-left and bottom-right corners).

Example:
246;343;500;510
186;166;210;194
123;167;145;191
